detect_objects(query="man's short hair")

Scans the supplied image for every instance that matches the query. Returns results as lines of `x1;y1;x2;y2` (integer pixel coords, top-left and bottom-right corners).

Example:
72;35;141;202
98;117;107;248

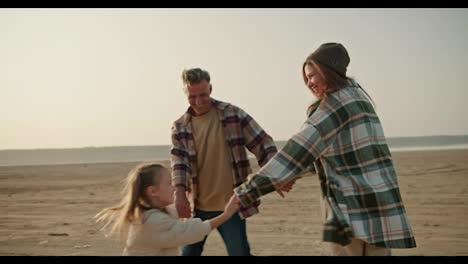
181;68;211;86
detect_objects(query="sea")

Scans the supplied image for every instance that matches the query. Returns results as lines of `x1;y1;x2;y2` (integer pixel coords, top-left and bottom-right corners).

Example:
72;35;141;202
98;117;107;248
1;135;468;167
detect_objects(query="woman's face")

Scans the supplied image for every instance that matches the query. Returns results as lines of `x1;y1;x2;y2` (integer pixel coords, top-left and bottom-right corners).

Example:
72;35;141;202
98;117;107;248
304;63;326;97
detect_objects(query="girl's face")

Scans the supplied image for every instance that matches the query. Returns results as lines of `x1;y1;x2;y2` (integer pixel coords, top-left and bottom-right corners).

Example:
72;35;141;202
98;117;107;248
304;63;326;97
147;169;175;208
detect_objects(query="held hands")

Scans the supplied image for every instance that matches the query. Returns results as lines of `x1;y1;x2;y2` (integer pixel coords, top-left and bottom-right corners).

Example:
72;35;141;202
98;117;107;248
175;178;296;218
224;193;241;216
209;194;242;230
174;187;191;218
276;179;297;198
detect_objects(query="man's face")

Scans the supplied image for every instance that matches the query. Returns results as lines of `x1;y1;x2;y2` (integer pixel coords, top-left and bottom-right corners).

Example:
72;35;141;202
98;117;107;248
186;80;212;116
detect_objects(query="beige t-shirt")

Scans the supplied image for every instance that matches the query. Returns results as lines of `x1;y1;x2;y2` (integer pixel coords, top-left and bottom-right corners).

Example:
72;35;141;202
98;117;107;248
191;108;234;211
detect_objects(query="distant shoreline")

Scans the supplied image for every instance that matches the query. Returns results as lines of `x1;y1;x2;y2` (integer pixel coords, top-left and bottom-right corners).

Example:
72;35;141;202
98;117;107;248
389;144;468;152
2;135;468;151
1;135;468;167
1;148;467;168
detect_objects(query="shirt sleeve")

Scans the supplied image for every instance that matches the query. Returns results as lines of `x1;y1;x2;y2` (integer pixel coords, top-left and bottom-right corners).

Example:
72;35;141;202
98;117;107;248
145;212;211;248
234;122;332;208
238;108;278;167
170;123;190;188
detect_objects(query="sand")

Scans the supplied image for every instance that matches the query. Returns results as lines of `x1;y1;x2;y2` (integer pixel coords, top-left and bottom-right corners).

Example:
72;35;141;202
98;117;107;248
1;149;468;256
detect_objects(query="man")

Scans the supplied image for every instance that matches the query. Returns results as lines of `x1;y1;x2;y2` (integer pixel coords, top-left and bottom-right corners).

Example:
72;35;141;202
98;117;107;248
170;68;288;256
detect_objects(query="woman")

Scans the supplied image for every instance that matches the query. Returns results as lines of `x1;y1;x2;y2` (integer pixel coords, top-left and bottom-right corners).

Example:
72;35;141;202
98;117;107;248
234;43;416;256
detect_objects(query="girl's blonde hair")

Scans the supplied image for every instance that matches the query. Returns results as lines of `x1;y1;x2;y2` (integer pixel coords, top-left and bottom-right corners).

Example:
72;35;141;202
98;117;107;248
95;162;168;241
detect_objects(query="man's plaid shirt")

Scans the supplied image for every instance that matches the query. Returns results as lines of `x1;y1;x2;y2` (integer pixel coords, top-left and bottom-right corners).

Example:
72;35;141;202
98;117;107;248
234;85;417;248
170;99;277;219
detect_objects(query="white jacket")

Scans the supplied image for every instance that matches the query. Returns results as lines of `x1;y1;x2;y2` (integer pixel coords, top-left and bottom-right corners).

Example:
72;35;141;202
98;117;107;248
123;206;211;256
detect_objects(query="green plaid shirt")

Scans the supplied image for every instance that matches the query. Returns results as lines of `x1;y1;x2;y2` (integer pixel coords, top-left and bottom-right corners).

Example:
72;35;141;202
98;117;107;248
171;99;277;219
234;85;416;248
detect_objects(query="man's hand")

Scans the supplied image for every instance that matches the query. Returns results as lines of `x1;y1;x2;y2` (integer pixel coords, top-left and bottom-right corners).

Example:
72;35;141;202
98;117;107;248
174;186;191;218
276;179;297;198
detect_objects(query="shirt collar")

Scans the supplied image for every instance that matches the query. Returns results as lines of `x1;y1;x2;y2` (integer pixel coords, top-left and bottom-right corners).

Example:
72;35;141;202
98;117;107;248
182;98;229;126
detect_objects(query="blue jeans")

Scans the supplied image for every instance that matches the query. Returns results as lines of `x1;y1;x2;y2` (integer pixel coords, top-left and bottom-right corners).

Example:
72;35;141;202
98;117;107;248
181;209;251;256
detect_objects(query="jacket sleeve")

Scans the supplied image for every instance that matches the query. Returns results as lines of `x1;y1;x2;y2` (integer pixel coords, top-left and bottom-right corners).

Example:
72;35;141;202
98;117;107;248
238;108;278;167
170;123;190;189
234;122;333;208
146;212;211;248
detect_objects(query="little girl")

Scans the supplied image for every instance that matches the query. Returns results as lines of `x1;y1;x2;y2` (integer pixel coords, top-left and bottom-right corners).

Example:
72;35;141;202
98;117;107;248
95;162;240;256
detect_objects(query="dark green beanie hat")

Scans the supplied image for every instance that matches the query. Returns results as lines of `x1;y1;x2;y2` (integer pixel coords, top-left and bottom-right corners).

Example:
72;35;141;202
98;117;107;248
310;43;350;77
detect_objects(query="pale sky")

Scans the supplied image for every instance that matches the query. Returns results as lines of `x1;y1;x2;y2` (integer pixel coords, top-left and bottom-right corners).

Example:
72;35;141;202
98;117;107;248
1;8;467;150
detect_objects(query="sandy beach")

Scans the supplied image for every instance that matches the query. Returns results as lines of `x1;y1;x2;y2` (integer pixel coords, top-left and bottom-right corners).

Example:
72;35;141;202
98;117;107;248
1;149;467;256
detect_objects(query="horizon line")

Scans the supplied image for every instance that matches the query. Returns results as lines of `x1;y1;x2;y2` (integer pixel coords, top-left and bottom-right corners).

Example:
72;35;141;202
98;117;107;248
2;134;468;152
